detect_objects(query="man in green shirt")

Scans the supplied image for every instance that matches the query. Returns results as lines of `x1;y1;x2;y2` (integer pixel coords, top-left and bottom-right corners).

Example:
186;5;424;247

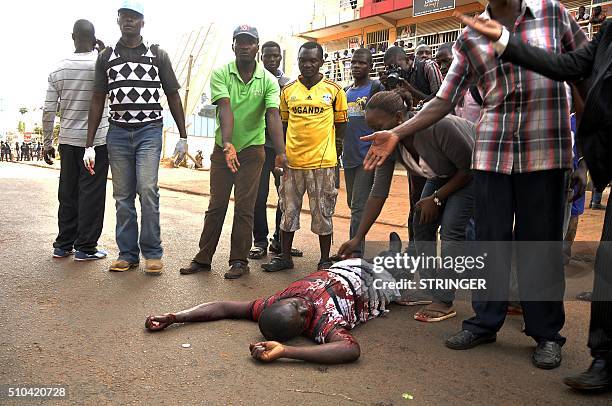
179;25;287;279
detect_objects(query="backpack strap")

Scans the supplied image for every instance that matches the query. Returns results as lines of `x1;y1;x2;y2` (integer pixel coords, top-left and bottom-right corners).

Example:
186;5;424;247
369;79;382;98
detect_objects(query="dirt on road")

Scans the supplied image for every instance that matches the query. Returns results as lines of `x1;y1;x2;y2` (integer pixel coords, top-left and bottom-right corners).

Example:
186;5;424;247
1;162;610;405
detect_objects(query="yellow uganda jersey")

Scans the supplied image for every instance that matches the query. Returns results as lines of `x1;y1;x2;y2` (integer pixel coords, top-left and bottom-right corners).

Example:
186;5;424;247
280;77;348;169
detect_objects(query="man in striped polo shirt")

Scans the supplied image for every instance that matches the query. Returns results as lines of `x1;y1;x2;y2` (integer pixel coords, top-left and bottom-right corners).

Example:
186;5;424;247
85;0;188;274
42;19;109;261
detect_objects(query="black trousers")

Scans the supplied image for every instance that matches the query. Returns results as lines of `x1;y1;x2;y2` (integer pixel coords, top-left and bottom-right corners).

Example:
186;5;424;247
589;201;612;359
54;144;109;253
463;169;567;344
252;147;281;248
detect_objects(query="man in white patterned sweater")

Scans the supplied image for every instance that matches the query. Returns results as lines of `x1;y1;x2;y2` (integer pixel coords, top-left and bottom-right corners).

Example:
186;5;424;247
43;19;109;261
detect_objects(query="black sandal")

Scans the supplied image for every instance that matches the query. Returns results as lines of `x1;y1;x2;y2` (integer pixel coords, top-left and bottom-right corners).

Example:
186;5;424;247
248;246;267;260
261;256;294;272
317;259;333;270
268;239;303;257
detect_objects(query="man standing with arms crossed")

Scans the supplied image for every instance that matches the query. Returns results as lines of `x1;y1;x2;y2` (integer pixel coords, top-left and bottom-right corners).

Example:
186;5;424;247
43;19;109;261
249;41;302;261
262;41;348;272
85;0;188;274
362;0;587;369
179;26;287;279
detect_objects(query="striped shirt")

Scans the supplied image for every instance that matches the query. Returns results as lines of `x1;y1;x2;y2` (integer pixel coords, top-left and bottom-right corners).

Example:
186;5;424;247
43;51;108;148
437;0;587;174
410;58;444;97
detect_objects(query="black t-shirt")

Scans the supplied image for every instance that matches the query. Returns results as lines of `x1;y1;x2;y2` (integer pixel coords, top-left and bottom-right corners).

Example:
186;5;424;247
93;39;180;95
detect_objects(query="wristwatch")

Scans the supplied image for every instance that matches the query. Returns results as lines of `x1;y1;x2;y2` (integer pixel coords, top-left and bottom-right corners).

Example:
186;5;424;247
433;190;443;207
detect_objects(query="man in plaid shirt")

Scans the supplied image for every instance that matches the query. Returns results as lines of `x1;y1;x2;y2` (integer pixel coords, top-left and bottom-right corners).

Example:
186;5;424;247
360;0;587;369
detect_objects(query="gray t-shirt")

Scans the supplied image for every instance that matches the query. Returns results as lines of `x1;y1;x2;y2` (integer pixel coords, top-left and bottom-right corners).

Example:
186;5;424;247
370;114;475;198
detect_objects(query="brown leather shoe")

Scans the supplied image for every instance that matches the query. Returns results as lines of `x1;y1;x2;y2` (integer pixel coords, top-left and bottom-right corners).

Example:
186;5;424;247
224;262;250;279
145;259;164;274
109;259;139;272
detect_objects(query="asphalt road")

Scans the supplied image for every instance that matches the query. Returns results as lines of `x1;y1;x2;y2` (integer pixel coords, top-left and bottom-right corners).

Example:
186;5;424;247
1;162;610;405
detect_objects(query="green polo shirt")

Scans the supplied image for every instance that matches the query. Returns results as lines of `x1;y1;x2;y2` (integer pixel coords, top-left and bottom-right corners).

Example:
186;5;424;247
210;61;280;152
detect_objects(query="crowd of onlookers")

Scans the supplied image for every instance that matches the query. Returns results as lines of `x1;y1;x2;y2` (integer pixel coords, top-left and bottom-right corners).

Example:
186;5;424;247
0;141;43;162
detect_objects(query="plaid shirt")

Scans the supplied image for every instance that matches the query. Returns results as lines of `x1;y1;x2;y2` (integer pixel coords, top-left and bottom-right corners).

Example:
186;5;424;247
437;0;587;174
409;58;444;96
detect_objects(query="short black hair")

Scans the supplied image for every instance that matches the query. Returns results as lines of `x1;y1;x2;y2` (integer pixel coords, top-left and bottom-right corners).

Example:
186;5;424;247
261;41;281;53
352;47;373;66
72;19;95;41
298;41;324;60
437;42;453;55
258;302;303;342
383;46;407;64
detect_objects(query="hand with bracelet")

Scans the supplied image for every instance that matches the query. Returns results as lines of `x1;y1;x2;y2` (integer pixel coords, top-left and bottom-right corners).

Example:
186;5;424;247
415;190;442;224
223;142;240;173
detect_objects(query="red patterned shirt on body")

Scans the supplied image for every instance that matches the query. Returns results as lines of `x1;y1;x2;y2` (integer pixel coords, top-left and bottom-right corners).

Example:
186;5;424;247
437;0;588;174
250;261;389;344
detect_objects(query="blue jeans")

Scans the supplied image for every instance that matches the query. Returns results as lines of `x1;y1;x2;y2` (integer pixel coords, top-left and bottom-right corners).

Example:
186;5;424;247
413;177;475;305
344;165;375;256
106;122;163;262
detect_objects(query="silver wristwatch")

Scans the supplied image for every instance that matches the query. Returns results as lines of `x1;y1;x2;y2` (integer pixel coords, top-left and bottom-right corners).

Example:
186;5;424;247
433;190;443;207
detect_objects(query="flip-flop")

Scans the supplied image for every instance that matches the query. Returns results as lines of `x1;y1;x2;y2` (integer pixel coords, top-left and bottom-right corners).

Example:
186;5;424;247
414;307;457;322
396;299;433;306
248;247;267;260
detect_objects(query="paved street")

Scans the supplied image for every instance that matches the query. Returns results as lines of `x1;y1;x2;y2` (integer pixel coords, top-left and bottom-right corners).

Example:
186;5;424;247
1;162;611;405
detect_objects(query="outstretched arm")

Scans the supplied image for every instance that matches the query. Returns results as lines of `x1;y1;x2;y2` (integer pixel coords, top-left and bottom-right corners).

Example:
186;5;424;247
361;97;454;170
145;301;252;331
250;329;360;364
453;12;601;82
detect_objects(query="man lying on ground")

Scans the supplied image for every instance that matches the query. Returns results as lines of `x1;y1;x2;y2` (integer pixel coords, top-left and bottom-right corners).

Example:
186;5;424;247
145;236;405;364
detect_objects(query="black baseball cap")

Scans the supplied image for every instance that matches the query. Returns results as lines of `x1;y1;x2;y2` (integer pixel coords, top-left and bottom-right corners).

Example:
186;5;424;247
233;25;259;40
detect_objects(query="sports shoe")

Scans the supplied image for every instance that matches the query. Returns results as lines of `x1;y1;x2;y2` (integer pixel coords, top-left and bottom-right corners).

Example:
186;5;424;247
145;259;164;274
53;247;75;258
109;259;139;272
74;249;108;261
532;341;562;370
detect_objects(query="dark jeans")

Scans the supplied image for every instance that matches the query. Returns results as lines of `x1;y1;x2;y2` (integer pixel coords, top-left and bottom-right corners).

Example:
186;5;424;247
591;188;604;205
252;147;281;249
463;169;567;345
345;165;375;255
413;177;475;305
54;144;109;254
408;173;427;251
588;202;612;359
194;144;265;265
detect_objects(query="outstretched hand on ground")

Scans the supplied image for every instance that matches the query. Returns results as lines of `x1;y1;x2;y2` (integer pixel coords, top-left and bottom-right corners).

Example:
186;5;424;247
250;341;285;362
145;313;177;331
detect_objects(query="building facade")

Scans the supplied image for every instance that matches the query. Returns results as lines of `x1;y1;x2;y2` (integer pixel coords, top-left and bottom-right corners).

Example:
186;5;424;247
296;0;611;87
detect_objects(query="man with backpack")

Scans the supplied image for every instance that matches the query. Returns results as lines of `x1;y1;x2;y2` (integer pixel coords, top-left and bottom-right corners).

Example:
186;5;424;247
85;0;188;274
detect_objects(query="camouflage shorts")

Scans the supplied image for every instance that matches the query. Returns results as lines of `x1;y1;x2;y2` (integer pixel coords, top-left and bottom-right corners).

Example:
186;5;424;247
279;167;338;235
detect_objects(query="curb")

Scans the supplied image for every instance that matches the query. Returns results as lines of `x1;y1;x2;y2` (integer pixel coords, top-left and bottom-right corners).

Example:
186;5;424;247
13;161;407;229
